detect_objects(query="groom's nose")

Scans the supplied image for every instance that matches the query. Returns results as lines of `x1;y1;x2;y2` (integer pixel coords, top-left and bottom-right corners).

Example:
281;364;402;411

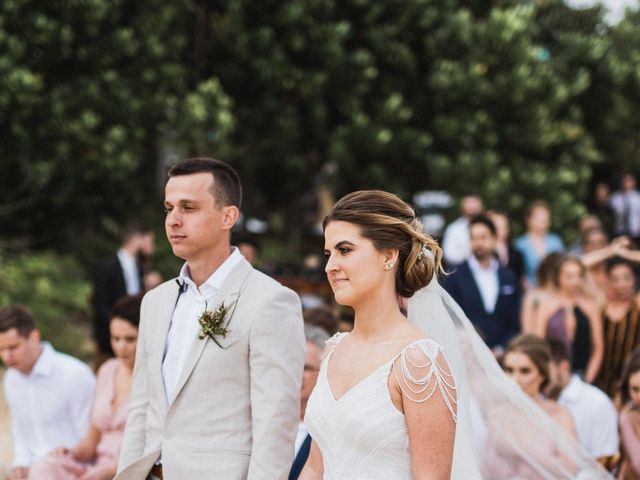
166;209;181;227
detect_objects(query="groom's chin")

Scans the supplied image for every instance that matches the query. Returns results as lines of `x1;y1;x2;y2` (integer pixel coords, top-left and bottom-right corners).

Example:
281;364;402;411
170;245;188;260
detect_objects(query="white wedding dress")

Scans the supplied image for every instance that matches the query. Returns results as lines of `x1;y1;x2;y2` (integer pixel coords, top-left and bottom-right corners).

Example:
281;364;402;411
305;333;457;479
304;280;612;479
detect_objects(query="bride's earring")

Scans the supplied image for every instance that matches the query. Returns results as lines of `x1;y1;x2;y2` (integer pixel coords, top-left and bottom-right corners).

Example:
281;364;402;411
385;262;394;270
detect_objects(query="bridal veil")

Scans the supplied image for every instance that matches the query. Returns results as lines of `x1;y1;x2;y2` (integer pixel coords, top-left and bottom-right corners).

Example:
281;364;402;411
407;279;612;479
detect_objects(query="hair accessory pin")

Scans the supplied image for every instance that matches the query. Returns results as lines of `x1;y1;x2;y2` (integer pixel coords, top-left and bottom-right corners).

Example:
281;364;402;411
417;244;432;261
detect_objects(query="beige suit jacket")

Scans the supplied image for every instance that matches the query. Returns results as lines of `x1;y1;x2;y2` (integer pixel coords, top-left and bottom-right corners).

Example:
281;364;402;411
115;258;304;480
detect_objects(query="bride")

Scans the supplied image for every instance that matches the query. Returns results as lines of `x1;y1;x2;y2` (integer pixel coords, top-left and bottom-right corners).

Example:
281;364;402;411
301;190;610;479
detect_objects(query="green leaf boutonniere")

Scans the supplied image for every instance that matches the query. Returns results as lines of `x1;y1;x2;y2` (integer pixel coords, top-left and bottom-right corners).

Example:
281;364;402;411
198;300;236;341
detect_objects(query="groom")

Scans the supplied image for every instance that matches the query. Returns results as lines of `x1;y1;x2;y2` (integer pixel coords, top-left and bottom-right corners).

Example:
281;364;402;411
116;158;305;479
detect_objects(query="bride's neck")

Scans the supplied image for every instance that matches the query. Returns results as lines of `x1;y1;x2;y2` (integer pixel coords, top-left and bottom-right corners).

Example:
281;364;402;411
351;294;404;339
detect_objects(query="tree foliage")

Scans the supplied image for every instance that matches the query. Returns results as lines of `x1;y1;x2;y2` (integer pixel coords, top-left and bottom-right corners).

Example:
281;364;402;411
0;248;92;358
0;0;233;255
0;0;639;255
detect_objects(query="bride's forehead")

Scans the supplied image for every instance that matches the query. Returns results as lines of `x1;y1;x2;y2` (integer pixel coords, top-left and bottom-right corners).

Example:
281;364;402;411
324;221;364;243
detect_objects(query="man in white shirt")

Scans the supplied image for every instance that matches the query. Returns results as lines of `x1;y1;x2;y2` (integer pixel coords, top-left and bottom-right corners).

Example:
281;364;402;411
548;339;619;461
0;304;95;480
290;324;330;480
610;173;640;242
442;195;484;266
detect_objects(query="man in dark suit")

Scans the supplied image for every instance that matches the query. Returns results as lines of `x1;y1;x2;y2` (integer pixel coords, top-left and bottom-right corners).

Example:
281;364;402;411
442;214;521;355
92;223;154;356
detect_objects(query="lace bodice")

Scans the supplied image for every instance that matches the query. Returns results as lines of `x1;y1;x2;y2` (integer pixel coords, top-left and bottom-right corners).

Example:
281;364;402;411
304;332;456;479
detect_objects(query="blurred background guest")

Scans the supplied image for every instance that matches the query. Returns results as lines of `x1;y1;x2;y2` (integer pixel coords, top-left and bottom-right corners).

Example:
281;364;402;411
290;324;330;480
303;305;339;336
587;182;616;237
547;340;618;463
441;194;484;267
595;260;640;398
618;351;640;479
483;334;577;479
568;215;605;256
534;255;603;383
516;200;565;288
29;295;142;480
443;215;521;355
0;305;95;480
235;235;260;267
143;270;163;291
503;335;576;436
520;252;563;334
580;226;612;307
487;210;525;286
610;173;640;245
91;223;154;358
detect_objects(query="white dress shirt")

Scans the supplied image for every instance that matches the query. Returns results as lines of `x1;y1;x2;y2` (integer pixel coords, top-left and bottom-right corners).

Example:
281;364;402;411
442;217;471;266
558;375;619;458
294;421;309;457
162;248;242;403
4;342;96;467
610;189;640;236
117;248;141;295
467;255;500;314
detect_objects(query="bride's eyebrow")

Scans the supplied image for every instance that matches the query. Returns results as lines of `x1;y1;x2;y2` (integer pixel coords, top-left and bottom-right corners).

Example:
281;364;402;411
323;240;355;252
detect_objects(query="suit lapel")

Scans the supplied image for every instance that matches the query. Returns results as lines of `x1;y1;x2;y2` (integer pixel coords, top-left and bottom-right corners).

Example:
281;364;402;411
493;267;510;314
156;281;181;368
168;258;253;406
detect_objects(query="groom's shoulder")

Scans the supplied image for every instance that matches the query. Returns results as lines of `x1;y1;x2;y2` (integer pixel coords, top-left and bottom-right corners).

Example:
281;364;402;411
245;268;299;300
143;278;179;300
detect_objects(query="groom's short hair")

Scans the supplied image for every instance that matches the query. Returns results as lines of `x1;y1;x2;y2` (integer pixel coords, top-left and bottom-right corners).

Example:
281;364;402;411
168;157;242;209
0;304;36;338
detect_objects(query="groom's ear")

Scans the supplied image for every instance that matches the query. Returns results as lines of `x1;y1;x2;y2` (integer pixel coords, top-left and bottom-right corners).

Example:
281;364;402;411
221;205;240;231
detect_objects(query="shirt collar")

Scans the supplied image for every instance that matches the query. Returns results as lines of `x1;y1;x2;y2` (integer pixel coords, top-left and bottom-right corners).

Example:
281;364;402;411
559;374;582;403
178;247;243;296
468;254;499;273
30;342;54;378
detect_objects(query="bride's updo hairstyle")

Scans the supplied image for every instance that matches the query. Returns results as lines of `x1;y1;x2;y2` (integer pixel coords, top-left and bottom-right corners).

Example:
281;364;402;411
323;190;443;297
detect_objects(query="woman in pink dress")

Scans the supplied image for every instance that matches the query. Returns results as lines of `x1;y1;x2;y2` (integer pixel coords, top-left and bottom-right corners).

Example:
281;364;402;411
29;295;141;480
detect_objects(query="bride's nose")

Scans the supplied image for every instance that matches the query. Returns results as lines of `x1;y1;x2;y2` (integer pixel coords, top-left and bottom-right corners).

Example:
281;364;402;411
325;253;338;274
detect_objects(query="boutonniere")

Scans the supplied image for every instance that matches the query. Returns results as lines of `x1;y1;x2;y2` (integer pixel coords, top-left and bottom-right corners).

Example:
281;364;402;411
197;293;239;346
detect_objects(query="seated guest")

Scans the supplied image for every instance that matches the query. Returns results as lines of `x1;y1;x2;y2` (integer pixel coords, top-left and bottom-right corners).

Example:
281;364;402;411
595;259;640;398
484;334;577;479
0;305;95;480
503;335;577;436
290;324;329;480
547;340;618;463
29;295;142;480
442;214;521;355
534;255;604;383
618;351;640;479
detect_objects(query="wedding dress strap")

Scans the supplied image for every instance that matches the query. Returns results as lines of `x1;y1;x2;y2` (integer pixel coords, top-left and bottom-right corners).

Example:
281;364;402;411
322;332;349;360
392;339;457;422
